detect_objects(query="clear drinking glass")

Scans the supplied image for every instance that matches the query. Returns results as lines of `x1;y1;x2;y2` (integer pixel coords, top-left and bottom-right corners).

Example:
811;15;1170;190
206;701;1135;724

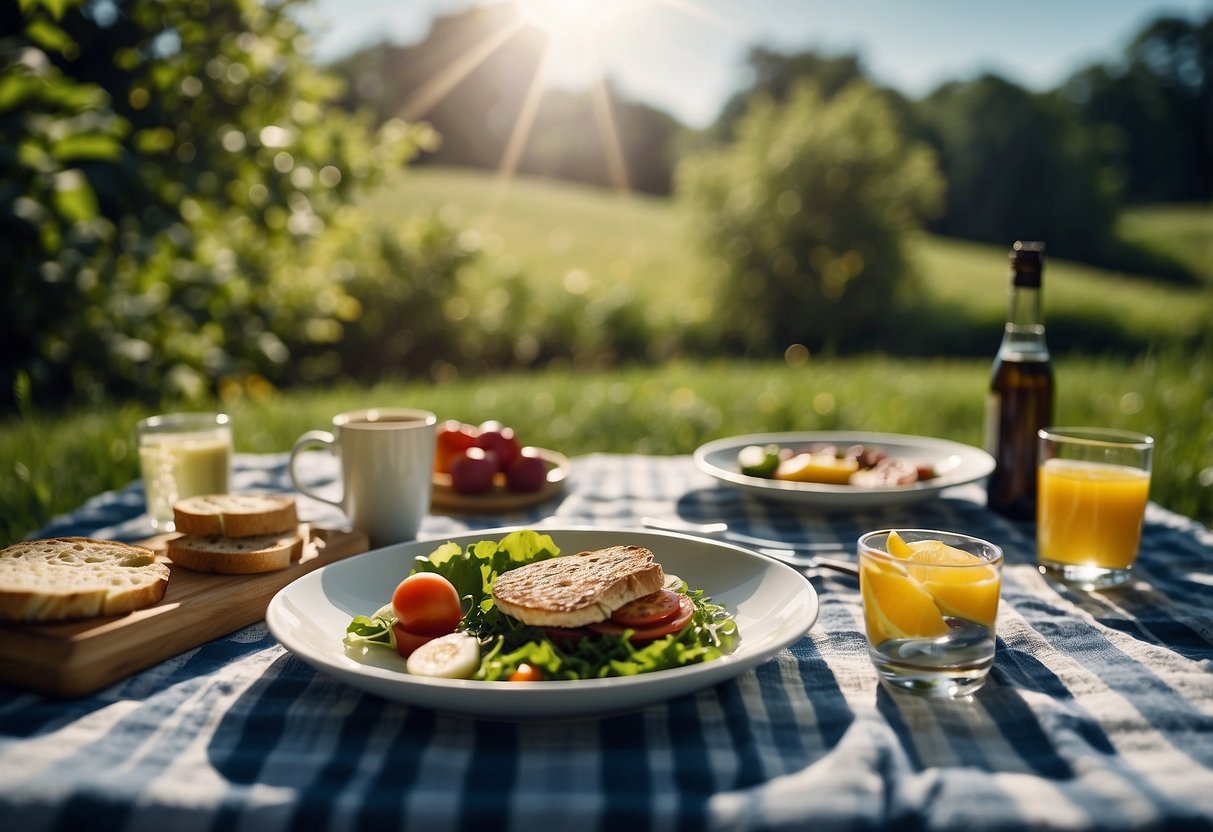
1036;427;1153;590
858;529;1003;698
137;412;232;531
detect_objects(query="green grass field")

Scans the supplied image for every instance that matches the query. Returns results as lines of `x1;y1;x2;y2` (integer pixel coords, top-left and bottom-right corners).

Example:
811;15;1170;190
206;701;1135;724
4;167;1211;544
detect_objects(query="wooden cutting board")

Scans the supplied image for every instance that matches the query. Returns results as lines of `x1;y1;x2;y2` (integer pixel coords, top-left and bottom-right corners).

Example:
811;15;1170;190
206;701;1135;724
0;525;368;698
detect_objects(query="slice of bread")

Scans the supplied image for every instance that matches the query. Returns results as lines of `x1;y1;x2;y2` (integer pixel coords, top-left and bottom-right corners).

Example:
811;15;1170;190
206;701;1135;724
172;494;298;538
0;537;170;622
166;529;305;574
491;545;665;628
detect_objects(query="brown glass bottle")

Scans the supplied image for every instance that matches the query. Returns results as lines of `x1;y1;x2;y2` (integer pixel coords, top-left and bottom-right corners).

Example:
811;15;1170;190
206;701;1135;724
985;241;1054;519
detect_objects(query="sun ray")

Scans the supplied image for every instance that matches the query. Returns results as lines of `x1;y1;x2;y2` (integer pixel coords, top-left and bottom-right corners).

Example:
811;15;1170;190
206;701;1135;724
490;47;553;219
651;0;731;31
401;16;526;122
590;74;630;193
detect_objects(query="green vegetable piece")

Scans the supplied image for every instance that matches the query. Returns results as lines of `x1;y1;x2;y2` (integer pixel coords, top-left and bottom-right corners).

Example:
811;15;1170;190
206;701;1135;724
738;444;781;478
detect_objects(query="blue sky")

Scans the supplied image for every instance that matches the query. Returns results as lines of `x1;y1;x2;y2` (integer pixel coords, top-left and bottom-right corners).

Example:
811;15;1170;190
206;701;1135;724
303;0;1212;126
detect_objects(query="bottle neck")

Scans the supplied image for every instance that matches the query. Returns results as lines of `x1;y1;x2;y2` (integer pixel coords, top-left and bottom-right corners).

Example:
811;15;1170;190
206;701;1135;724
999;284;1049;361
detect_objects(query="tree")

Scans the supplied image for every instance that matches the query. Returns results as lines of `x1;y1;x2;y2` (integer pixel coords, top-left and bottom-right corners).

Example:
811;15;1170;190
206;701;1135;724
915;74;1121;259
678;80;943;355
1062;12;1212;202
0;0;442;408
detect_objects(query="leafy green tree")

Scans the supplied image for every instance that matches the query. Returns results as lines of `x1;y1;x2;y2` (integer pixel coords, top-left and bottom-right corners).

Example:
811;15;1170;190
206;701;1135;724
678;80;943;355
915;74;1121;259
0;0;444;409
1062;12;1212;203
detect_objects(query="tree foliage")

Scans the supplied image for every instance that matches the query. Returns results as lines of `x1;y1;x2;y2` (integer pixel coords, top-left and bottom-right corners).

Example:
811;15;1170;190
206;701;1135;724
677;80;944;355
914;74;1122;259
0;0;460;409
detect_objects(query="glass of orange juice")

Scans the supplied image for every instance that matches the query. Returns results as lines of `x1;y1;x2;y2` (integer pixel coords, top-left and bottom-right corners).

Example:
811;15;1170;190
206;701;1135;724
858;529;1003;698
1036;427;1153;590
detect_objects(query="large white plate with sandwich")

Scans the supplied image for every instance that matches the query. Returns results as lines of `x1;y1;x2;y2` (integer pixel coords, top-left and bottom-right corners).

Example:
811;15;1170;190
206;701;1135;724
267;527;819;719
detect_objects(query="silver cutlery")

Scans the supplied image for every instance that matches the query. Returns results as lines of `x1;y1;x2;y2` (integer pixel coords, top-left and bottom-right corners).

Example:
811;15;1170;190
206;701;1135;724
640;516;858;576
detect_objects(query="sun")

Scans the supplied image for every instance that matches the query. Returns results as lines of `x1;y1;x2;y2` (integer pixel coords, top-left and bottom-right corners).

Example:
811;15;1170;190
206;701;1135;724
511;0;630;45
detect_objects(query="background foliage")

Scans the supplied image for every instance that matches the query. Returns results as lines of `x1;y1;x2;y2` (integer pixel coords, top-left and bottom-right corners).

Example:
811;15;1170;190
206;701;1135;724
678;80;944;355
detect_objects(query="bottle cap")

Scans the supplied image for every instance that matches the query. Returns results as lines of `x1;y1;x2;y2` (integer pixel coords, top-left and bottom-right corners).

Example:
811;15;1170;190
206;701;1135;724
1010;241;1045;287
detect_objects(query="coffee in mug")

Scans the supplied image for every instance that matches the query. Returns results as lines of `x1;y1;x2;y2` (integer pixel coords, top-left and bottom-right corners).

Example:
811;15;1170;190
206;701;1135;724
289;408;437;546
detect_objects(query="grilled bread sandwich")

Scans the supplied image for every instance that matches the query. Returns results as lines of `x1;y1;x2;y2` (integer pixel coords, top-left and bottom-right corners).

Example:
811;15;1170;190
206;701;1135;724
491;544;665;628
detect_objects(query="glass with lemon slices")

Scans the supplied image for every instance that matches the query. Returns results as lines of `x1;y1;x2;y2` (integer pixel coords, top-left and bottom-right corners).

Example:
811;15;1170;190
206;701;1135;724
858;529;1003;697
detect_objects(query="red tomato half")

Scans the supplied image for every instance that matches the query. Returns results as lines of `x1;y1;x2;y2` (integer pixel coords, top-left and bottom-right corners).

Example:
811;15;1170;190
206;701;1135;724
588;594;695;642
391;573;462;635
393;621;439;658
607;589;682;628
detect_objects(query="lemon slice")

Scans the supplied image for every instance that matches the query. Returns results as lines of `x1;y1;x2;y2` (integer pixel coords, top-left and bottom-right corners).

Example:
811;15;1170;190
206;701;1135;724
886;530;913;559
860;562;949;644
905;541;1000;627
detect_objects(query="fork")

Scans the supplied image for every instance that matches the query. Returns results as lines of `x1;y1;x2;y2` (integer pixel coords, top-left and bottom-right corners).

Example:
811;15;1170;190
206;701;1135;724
640;516;858;576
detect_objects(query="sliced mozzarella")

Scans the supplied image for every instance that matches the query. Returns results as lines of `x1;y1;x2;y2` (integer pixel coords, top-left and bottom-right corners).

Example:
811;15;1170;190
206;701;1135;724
663;572;685;592
405;632;481;679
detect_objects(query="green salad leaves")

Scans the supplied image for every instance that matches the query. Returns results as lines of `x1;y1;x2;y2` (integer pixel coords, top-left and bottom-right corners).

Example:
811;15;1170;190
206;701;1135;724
344;530;739;681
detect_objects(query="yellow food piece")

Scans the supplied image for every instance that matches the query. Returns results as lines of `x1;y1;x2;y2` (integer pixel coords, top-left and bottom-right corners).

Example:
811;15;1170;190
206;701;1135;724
905;540;1001;628
886;530;913;559
860;561;949;644
774;452;859;485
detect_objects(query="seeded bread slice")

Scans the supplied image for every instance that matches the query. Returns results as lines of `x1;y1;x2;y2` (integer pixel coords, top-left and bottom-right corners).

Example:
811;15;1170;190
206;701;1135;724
491;545;665;628
172;494;298;538
0;537;170;622
166;529;305;574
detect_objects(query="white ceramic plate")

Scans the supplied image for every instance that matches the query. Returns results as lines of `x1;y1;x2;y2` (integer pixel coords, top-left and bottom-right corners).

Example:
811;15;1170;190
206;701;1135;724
266;527;818;719
694;431;995;509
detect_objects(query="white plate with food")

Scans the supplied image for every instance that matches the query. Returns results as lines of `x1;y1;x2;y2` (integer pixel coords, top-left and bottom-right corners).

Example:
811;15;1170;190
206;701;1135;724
694;431;995;509
266;527;818;719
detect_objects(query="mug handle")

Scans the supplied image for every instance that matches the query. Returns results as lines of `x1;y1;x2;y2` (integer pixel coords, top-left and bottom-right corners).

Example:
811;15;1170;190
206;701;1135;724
289;430;343;510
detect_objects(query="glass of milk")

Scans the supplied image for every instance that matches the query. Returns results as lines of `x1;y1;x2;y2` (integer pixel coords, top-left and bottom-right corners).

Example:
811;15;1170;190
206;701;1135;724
137;412;232;531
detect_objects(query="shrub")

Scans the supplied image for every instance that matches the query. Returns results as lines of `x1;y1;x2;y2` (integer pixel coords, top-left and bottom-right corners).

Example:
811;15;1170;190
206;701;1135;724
677;80;944;355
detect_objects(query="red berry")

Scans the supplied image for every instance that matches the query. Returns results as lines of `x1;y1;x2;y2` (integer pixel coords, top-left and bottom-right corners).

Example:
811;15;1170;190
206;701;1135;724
450;447;498;494
506;452;548;493
474;422;521;471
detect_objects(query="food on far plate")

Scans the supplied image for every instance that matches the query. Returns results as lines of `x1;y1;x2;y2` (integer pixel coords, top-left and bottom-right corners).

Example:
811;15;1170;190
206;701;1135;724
0;537;169;622
738;443;938;487
166;494;304;574
436;420;551;496
343;531;738;681
172;494;298;537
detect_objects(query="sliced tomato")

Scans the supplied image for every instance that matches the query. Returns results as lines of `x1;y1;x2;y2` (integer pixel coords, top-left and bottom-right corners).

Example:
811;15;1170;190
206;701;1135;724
608;589;682;628
588;594;695;642
393;620;442;658
544;625;594;645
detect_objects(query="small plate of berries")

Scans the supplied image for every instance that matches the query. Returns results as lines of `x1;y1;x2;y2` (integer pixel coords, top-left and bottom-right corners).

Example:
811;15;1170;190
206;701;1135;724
430;420;571;513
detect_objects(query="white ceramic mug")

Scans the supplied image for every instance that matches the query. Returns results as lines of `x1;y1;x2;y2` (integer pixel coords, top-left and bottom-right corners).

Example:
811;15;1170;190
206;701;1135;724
289;408;437;546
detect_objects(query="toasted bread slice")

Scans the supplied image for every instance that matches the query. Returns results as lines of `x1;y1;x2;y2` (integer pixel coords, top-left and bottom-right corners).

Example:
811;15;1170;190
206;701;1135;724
166;528;305;574
492;545;665;628
0;537;169;621
172;494;298;538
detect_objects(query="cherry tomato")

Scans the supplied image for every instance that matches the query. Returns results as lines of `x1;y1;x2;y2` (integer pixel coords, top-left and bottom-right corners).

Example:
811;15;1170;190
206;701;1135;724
508;663;545;682
607;589;682;628
587;594;695;642
435;421;478;474
391;572;462;635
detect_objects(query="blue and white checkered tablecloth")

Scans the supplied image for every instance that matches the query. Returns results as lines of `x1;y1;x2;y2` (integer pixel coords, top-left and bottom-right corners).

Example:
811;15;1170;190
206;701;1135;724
2;452;1212;831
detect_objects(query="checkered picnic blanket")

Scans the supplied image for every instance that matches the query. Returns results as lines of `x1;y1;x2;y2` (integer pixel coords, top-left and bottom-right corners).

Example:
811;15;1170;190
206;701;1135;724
2;452;1212;831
